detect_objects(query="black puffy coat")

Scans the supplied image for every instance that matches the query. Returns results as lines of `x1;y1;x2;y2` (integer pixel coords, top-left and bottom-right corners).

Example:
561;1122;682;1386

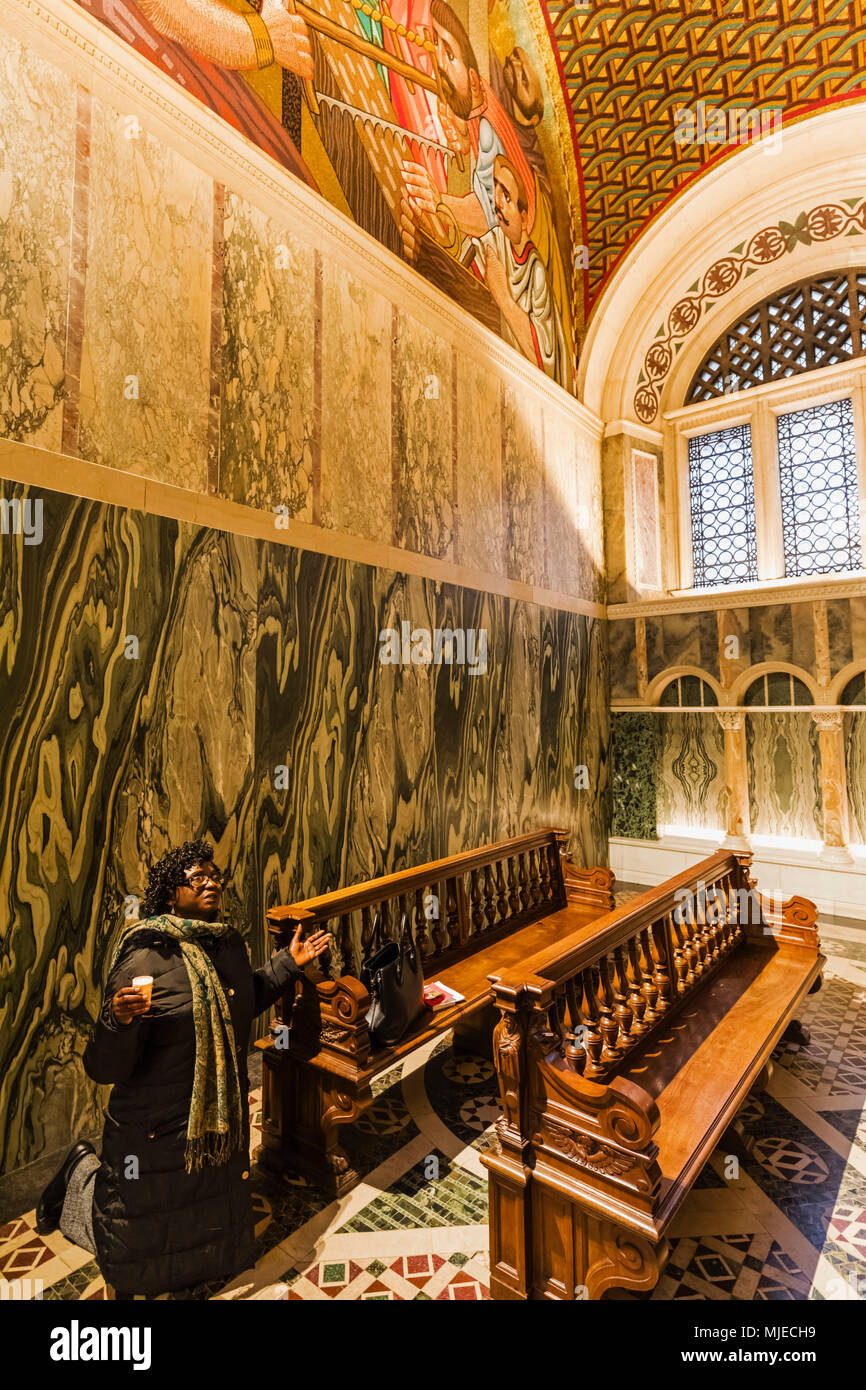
84;922;301;1296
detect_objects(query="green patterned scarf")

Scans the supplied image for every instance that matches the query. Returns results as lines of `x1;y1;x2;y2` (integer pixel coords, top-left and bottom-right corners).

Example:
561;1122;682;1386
108;914;244;1173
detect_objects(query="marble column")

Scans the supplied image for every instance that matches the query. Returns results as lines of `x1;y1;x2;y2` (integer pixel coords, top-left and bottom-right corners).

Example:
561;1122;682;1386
715;709;751;851
811;710;854;866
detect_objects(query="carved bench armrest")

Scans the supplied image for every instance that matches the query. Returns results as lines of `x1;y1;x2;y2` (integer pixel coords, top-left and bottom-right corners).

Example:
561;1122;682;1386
563;860;616;912
750;891;820;951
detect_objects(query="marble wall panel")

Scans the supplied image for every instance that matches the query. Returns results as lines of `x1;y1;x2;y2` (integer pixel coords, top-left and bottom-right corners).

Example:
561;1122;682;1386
501;383;544;585
0;478;258;1177
828;597;855;674
319;261;391;543
610;712;659;839
454;354;502;573
392;311;453;559
846;713;866;846
850;598;866;666
576;425;606;605
545;405;580;596
746;712;822;841
601;433;627;605
0;31;74;451
658;713;726;834
645;611;719;681
0;473;608;1176
78;99;212;486
218;193;315;518
746;604;797;669
608;619;638;699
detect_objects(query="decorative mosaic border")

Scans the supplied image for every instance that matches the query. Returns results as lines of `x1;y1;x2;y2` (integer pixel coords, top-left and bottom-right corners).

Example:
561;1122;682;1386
634;197;866;424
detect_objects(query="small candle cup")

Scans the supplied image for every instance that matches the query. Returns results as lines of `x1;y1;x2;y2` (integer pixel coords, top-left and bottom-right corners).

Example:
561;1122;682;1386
132;975;153;1008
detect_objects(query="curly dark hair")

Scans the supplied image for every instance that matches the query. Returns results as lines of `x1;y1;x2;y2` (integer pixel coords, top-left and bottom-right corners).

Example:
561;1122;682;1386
140;839;217;919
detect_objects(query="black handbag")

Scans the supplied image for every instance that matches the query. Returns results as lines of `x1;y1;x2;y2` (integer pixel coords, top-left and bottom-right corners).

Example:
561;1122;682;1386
360;911;425;1046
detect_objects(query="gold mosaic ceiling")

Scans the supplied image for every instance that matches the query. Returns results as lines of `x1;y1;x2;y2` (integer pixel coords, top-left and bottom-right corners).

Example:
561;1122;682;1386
542;0;866;305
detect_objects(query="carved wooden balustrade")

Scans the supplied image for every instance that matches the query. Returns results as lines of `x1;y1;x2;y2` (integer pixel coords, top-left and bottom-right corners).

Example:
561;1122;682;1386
257;829;615;1195
265;827;610;1030
482;849;823;1300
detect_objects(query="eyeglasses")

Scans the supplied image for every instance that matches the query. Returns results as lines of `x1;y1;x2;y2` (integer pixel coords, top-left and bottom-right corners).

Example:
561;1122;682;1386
184;868;224;890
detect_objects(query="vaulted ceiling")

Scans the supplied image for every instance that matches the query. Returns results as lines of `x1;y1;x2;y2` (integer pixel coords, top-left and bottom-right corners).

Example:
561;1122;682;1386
541;1;866;309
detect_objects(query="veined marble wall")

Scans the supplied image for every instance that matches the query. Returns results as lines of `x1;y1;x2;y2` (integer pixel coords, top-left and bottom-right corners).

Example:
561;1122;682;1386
746;714;822;842
0;477;608;1177
845;713;866;846
658;713;726;834
0;22;604;610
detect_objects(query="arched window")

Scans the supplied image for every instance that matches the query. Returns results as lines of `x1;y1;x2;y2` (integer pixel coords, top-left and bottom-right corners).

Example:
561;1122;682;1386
743;673;813;707
681;270;866;589
687;271;866;403
840;671;866;706
658;675;718;708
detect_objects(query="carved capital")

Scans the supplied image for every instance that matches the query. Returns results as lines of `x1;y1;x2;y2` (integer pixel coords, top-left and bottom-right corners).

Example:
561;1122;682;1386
810;709;843;732
715;709;745;732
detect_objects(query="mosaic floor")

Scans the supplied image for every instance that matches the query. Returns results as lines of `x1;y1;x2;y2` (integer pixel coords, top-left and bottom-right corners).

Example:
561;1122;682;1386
3;919;866;1302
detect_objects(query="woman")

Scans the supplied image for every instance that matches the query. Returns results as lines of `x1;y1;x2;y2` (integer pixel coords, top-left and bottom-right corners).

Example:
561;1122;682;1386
36;839;330;1298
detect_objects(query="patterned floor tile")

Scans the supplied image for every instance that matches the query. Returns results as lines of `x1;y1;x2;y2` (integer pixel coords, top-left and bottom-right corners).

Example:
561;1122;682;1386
336;1150;488;1233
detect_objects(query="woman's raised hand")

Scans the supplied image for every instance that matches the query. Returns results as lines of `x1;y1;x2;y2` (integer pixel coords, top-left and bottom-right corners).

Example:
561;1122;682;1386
289;924;333;967
111;987;151;1026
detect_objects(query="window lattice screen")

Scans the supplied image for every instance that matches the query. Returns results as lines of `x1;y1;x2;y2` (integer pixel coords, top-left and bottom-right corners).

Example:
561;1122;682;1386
688;424;758;588
687;271;866;402
777;397;862;577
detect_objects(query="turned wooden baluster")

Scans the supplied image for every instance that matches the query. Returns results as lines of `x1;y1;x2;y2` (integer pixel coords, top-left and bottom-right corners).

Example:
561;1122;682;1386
597;955;621;1063
469;868;485;935
612;946;635;1049
625;936;649;1036
517;853;531;910
506;856;520;915
669;909;692;992
482;863;497;928
495;859;508;920
564;975;586;1072
650;918;673;1008
527;849;543;906
717;874;734;949
695;886;715;966
548;843;562;900
707;882;726;957
679;897;701;982
580;966;606;1079
637;928;661;1024
445;876;460;950
414;886;429;958
336;913;353;977
538;846;551;902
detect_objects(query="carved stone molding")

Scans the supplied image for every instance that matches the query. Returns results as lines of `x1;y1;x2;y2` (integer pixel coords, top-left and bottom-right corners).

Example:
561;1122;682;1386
715;709;745;732
609;573;866;619
810;709;844;732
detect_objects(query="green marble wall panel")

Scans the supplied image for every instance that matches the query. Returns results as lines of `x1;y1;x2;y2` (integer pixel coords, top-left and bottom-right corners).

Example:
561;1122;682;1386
218;193;315;518
0;30;74;451
746;712;822;841
78;98;212;486
608;620;638;699
0;479;258;1177
658;713;726;834
745;603;817;673
392;311;453;560
845;712;866;846
610;712;659;839
0;476;608;1177
320;262;391;543
645;610;720;681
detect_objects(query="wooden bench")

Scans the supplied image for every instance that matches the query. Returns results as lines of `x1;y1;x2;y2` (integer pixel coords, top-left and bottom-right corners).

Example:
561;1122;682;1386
481;849;824;1300
254;829;614;1194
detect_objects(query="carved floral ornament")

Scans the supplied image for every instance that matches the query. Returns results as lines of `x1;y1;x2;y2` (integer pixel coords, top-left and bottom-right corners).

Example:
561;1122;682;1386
633;199;866;423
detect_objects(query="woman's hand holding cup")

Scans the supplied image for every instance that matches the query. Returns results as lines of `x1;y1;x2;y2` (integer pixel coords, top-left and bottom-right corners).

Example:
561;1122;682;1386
111;977;153;1026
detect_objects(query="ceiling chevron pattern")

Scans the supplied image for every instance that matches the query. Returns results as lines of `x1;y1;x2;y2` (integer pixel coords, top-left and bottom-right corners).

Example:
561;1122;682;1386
542;0;866;305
